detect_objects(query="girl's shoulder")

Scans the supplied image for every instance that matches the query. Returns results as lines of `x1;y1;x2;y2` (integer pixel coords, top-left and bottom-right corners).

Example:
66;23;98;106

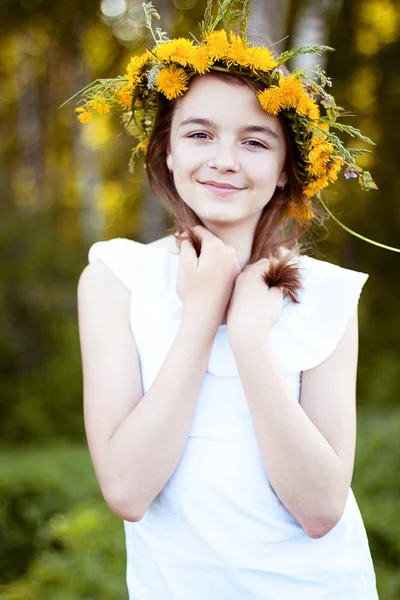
146;234;179;254
298;253;369;289
273;253;369;372
86;236;179;295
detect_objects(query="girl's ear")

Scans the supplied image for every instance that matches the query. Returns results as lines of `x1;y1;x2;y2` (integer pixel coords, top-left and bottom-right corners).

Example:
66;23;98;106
166;153;173;173
277;170;288;190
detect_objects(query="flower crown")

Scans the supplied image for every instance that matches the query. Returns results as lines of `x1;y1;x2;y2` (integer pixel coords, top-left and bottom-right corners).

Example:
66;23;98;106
61;0;400;253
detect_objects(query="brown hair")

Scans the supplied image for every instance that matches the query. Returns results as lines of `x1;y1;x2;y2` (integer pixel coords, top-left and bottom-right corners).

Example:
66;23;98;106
145;70;326;262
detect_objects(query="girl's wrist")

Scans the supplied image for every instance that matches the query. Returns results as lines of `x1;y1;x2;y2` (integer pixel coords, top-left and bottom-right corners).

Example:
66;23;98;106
181;307;222;340
228;326;273;354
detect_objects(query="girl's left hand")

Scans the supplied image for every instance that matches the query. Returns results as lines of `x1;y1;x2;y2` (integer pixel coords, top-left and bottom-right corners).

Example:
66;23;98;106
227;258;283;349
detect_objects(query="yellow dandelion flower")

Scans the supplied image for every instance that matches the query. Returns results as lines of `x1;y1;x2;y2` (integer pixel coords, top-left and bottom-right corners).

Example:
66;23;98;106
286;200;314;221
188;45;214;74
327;157;344;182
225;34;252;67
307;161;329;178
308;140;334;166
117;86;133;109
319;122;330;132
248;46;277;72
155;38;194;66
205;30;230;60
90;96;111;114
278;75;305;109
75;107;92;123
156;65;189;100
257;87;284;115
125;51;152;86
307;101;320;120
296;93;320;120
304;176;330;197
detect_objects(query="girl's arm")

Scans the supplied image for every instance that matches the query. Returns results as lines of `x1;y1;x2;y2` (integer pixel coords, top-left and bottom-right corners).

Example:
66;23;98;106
78;229;239;522
231;310;359;539
78;261;217;522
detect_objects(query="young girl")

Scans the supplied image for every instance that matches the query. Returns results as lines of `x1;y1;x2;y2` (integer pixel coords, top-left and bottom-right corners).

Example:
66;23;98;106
74;3;384;598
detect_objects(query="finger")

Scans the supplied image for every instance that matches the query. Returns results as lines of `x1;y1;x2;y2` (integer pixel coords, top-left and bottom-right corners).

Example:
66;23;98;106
190;225;222;248
243;258;269;273
179;238;198;264
176;232;189;249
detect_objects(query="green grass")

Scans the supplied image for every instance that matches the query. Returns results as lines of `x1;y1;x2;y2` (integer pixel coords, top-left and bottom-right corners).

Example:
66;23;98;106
0;408;399;599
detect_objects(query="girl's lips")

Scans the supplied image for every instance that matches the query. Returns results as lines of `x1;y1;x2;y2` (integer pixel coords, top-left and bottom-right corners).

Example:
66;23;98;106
200;182;245;195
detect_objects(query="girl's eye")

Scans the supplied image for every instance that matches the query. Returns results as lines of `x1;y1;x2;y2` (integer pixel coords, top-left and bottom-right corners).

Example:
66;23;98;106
245;140;267;149
187;133;267;148
188;132;210;139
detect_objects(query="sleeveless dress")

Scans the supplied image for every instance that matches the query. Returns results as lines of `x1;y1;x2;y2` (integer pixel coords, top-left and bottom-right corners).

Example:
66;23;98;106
88;237;378;600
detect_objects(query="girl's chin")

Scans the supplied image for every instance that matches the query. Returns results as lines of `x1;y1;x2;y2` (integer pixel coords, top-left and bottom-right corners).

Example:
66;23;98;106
197;211;247;228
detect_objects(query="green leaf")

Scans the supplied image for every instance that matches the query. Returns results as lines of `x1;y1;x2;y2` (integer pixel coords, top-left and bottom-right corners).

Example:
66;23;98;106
57;79;103;109
328;121;375;146
142;1;161;29
360;171;379;191
199;0;214;38
239;0;252;44
276;44;334;67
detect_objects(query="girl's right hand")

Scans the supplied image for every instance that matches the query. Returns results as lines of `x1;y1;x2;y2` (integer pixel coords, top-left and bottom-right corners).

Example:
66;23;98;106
176;226;240;327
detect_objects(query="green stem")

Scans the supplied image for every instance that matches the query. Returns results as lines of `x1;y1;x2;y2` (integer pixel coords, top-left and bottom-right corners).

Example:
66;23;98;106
317;194;400;253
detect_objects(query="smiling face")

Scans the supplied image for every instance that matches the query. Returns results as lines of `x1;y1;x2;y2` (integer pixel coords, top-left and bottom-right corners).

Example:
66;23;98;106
166;75;288;232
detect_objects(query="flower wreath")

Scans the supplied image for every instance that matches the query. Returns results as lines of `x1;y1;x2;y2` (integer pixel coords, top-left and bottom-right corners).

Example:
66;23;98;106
61;0;400;253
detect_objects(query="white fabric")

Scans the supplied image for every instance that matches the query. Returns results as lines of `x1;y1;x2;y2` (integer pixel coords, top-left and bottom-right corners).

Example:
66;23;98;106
88;237;378;600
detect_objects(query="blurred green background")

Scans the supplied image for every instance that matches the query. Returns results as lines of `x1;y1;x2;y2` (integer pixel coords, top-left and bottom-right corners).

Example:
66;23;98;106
0;0;399;598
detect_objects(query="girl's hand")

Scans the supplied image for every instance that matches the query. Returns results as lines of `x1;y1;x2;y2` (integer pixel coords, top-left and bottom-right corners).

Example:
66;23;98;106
176;226;241;329
227;258;283;349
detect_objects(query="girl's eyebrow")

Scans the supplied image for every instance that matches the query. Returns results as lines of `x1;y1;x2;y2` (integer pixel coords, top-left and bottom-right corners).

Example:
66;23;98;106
178;117;280;140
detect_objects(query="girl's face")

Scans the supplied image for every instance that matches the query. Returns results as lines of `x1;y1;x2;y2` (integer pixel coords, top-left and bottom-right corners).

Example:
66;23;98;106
166;76;288;231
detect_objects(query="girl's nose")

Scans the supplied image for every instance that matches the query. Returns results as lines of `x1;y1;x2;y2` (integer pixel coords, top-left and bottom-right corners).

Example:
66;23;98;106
207;144;240;172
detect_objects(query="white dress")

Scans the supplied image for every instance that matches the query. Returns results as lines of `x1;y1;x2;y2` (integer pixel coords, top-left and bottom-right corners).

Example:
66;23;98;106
88;237;378;600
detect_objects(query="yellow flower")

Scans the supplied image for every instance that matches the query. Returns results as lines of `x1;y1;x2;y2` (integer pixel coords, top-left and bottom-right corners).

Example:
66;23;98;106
188;45;213;74
75;107;92;123
155;38;194;66
117;85;133;109
307;161;328;178
279;75;305;109
304;176;330;197
125;51;153;86
225;34;252;67
156;65;189;100
286;200;314;221
327;157;344;182
248;46;277;72
308;140;334;167
257;87;284;115
205;30;230;60
90;96;111;114
296;93;320;120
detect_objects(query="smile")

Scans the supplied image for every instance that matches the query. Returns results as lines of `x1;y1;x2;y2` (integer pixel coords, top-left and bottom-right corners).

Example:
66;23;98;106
200;182;246;196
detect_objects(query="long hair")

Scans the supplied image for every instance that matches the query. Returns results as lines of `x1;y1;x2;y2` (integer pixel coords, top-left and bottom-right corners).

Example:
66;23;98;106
145;70;326;265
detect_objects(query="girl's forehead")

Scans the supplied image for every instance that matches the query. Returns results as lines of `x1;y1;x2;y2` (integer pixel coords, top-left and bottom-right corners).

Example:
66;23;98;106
173;77;280;131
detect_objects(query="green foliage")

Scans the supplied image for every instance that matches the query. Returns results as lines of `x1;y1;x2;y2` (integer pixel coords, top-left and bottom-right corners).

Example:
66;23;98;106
0;445;126;599
1;409;400;598
199;0;251;39
352;408;400;599
141;1;170;46
276;44;335;67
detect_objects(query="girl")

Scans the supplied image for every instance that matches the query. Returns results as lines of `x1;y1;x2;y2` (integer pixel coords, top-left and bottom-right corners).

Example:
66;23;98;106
74;3;383;598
